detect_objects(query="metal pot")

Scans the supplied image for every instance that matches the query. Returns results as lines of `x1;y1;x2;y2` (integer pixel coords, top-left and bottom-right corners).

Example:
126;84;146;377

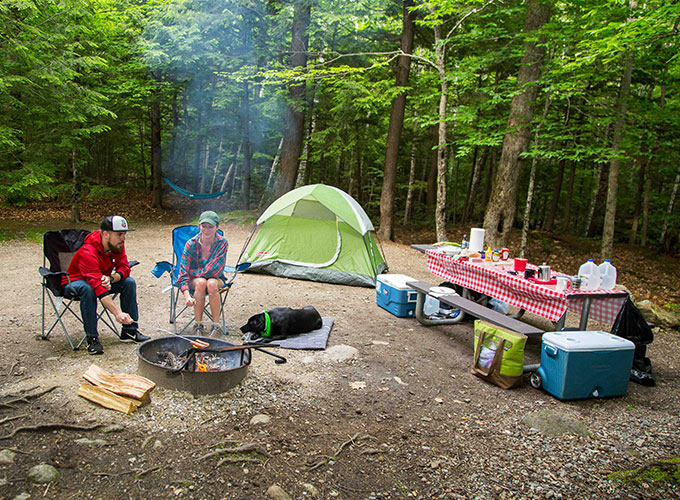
538;265;551;281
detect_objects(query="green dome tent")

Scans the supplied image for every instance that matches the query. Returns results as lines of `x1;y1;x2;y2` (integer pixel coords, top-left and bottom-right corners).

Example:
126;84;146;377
242;184;387;287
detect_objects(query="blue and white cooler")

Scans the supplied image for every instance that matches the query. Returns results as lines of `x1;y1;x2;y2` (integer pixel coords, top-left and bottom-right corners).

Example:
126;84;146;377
536;331;635;400
376;274;418;318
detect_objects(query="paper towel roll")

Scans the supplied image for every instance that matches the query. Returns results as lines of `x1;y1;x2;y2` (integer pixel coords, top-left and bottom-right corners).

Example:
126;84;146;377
469;228;485;253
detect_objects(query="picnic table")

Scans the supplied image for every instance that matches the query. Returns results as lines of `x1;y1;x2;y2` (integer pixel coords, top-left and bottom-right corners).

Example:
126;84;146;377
412;244;628;330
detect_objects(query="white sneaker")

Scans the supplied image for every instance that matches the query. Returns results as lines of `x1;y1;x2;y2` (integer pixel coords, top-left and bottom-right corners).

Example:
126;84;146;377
191;322;205;336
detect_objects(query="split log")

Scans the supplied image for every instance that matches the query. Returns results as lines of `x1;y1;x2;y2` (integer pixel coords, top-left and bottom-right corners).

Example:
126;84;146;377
82;364;155;400
77;383;137;415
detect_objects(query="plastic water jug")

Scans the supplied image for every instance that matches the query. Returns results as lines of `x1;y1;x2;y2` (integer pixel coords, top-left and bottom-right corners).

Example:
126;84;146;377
578;259;601;290
598;260;617;290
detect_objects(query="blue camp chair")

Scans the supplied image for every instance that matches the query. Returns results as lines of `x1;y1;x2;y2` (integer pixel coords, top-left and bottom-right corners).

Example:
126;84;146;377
151;225;249;334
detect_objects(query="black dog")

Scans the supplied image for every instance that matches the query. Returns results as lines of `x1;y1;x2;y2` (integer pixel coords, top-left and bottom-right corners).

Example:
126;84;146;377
240;306;322;343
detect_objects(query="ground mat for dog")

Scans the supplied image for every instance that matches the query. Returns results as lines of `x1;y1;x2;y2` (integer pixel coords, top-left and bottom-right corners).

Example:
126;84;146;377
273;317;334;350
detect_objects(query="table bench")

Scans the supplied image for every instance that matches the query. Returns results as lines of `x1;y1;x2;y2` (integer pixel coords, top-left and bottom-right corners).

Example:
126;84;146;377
407;280;544;336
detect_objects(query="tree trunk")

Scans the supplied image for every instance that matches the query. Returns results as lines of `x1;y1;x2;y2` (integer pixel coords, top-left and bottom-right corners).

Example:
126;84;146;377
463;146;488;224
660;167;680;245
434;23;449;242
220;143;241;193
378;0;415;241
543;158;565;232
482;147;496;211
209;138;224;193
273;0;311;198
296;103;316;188
241;80;252;210
70;148;81;224
483;0;551;249
520;92;551;257
629;155;644;244
404;138;417;224
150;96;163;209
426;126;438;206
563;161;576;232
138;121;147;190
601;50;633;260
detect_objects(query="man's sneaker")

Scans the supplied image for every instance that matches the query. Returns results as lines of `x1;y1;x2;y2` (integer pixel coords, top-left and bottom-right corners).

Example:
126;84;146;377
86;337;103;355
208;323;225;338
192;322;205;336
119;330;150;343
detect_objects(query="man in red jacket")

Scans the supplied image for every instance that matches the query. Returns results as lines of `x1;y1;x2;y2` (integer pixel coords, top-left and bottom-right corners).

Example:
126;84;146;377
63;215;149;354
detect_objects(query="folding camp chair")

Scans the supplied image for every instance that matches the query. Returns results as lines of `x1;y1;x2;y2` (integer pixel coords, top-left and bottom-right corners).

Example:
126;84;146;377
39;229;135;350
151;225;249;335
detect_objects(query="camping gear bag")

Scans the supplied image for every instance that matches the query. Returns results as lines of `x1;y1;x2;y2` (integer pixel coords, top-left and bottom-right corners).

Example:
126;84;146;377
471;320;527;389
610;297;655;386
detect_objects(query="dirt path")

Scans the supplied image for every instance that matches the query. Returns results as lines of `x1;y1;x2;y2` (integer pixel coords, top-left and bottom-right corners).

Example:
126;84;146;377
1;222;678;499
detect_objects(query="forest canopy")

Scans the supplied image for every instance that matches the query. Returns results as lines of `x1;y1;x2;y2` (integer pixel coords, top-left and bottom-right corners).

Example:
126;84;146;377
1;0;678;251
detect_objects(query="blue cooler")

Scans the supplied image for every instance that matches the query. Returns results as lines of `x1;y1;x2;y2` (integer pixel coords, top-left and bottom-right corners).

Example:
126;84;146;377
537;331;635;400
376;274;418;318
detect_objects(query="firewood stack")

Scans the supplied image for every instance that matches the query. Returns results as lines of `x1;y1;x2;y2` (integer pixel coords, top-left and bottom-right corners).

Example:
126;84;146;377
77;364;156;414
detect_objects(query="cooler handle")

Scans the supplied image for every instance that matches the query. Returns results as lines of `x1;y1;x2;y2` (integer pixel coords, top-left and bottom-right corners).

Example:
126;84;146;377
407;291;417;303
544;345;558;357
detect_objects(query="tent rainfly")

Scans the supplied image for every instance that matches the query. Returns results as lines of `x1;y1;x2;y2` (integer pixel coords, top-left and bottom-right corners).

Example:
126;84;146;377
242;184;387;287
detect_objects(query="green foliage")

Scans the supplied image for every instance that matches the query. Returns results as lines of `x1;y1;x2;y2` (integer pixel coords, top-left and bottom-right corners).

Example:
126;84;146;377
0;0;679;250
609;457;680;485
86;186;127;200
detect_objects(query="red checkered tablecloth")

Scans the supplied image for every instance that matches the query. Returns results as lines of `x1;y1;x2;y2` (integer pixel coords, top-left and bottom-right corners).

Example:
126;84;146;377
426;249;627;324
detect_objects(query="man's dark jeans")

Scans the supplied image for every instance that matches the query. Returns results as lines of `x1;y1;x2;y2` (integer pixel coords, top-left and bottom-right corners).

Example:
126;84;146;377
64;277;139;338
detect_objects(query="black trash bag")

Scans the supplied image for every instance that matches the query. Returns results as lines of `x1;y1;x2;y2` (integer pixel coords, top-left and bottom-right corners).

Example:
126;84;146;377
611;297;655;386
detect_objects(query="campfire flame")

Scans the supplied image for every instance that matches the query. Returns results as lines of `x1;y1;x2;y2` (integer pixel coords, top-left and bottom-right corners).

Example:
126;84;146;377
195;354;210;372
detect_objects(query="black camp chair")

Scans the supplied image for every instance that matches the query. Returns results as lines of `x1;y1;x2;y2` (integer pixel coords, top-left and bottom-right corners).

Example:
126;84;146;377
151;225;250;335
39;229;136;350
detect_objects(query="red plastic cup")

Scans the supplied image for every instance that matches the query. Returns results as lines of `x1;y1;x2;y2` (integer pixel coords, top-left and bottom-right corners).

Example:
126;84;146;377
514;258;527;272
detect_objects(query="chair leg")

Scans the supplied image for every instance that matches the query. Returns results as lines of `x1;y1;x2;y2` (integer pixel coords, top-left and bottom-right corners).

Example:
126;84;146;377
42;290;86;350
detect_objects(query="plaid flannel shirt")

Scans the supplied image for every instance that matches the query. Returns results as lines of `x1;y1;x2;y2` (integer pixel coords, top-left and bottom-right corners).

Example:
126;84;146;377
177;233;229;292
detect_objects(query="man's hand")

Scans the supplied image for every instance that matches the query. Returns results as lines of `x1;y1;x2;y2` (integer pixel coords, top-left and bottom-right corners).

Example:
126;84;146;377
115;312;133;325
101;275;111;290
184;294;196;307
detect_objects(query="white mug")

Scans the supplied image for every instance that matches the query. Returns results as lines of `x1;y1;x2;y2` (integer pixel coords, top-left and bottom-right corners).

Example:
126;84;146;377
556;277;570;292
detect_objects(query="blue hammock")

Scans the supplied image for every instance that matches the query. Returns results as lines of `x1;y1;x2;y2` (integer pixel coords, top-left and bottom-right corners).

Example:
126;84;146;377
163;177;227;199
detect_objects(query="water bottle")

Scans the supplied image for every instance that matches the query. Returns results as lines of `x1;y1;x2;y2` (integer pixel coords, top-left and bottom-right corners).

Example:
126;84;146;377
598;260;617;290
461;235;469;250
578;259;601;290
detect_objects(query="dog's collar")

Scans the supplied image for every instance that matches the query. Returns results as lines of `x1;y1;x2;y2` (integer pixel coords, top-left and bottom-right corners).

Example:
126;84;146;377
260;310;271;337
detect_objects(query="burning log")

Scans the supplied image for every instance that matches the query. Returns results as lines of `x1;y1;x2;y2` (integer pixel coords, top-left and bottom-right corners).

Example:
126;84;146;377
78;364;156;414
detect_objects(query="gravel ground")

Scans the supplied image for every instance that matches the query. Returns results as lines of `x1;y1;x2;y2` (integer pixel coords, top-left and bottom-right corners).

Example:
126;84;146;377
0;221;678;499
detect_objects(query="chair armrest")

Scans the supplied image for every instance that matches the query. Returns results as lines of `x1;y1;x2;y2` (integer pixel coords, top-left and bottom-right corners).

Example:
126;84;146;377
151;261;173;278
39;267;67;278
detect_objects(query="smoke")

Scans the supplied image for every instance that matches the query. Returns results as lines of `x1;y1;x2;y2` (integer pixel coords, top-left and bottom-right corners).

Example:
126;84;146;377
140;0;286;200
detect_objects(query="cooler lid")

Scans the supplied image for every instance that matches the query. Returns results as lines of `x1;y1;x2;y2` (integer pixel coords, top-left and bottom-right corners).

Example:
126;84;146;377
376;274;416;290
543;331;635;351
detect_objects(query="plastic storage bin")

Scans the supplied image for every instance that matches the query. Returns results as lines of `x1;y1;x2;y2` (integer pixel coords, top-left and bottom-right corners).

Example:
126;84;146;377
376;274;418;318
536;331;635;400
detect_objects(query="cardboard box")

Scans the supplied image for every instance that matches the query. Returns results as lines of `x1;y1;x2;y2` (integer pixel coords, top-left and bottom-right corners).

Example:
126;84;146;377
537;331;635;400
376;274;418;318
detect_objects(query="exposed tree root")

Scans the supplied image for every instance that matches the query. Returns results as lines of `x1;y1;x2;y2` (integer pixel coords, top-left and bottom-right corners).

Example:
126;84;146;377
306;433;375;470
0;422;104;440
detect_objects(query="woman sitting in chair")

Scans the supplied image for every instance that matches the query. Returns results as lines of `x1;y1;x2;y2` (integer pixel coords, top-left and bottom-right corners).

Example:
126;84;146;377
177;211;229;337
